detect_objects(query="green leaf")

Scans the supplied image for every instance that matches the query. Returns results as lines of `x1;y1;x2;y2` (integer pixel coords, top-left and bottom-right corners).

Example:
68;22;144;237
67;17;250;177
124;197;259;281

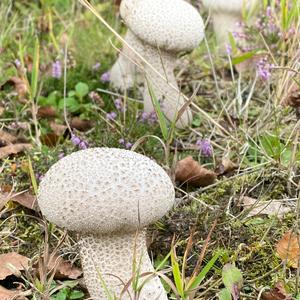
222;264;243;300
146;79;168;141
51;288;68;300
58;97;80;113
218;288;232;300
187;251;221;290
170;246;185;298
69;290;85;299
75;82;89;98
232;50;257;65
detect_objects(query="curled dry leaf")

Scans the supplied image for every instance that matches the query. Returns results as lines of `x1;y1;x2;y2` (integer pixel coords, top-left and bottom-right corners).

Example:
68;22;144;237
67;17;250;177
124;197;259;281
11;192;38;211
0;253;29;280
37;106;56;119
70;117;94;132
6;77;28;101
0;130;17;146
240;196;292;219
276;231;300;268
0;144;32;159
0;286;28;300
49;121;67;136
47;254;82;280
215;157;238;175
175;156;216;187
261;282;292;300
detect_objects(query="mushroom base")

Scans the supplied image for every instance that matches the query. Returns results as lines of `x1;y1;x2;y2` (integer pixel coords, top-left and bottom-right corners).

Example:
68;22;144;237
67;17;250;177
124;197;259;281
211;12;243;54
79;230;168;300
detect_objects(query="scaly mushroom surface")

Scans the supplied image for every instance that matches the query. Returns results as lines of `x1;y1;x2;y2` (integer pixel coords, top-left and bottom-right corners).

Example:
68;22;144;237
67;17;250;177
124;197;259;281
110;0;205;129
202;0;258;53
38;148;175;300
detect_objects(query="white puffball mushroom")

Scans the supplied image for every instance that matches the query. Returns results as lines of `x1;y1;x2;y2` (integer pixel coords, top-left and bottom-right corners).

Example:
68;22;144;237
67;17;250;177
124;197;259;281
110;0;205;129
202;0;258;53
38;148;175;300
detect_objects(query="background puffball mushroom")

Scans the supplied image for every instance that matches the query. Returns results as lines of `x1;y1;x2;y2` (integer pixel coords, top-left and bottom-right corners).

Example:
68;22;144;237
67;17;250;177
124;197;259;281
202;0;258;53
110;0;205;129
38;148;175;300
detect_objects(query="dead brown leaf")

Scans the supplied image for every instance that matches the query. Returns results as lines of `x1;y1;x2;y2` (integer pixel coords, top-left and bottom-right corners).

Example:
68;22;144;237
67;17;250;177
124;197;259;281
11;192;38;211
7;77;28;101
70;117;94;132
240;196;292;218
0;130;17;146
215;157;238;175
175;156;216;187
0;253;29;280
276;231;300;268
37;106;56;119
0;144;32;159
0;286;28;300
49;121;67;136
262;282;292;300
48;254;82;280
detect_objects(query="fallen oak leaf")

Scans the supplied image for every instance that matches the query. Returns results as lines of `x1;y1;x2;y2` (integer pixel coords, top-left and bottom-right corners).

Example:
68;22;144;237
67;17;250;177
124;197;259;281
37;106;56;119
11;192;38;211
175;156;216;187
0;253;29;280
44;254;82;280
240;196;292;219
70;117;94;132
276;231;300;268
215;157;238;176
0;144;32;159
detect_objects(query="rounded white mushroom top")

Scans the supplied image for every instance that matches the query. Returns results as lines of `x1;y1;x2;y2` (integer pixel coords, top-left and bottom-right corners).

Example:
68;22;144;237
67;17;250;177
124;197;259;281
38;148;175;234
120;0;204;52
202;0;258;13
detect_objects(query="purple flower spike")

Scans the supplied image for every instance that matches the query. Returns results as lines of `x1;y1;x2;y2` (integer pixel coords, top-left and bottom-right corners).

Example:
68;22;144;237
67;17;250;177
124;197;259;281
196;139;213;157
58;152;65;160
257;57;273;81
125;142;133;149
114;98;124;112
79;141;89;150
92;62;101;71
106;111;117;121
119;138;126;146
101;72;110;83
71;134;81;146
52;60;62;79
225;44;232;56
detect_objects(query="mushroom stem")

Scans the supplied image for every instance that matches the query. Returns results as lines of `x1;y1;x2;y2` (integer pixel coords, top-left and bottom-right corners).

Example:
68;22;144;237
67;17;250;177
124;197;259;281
79;230;168;300
110;31;143;91
123;30;192;128
211;12;243;53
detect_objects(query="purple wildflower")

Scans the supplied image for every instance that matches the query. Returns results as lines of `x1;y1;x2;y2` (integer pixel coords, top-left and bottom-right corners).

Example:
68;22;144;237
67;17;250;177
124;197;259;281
119;138;126;146
92;62;101;71
114;98;124;112
35;173;44;182
139;111;158;124
52;60;62;79
71;134;81;146
196;139;213;157
101;72;110;83
14;59;21;68
79;141;89;150
257;57;273;81
58;152;65;160
106;111;117;121
225;44;232;55
125;142;133;149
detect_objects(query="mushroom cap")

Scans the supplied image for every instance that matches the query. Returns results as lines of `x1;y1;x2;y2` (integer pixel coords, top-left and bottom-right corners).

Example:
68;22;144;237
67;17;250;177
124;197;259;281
120;0;204;52
202;0;258;13
38;148;175;234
